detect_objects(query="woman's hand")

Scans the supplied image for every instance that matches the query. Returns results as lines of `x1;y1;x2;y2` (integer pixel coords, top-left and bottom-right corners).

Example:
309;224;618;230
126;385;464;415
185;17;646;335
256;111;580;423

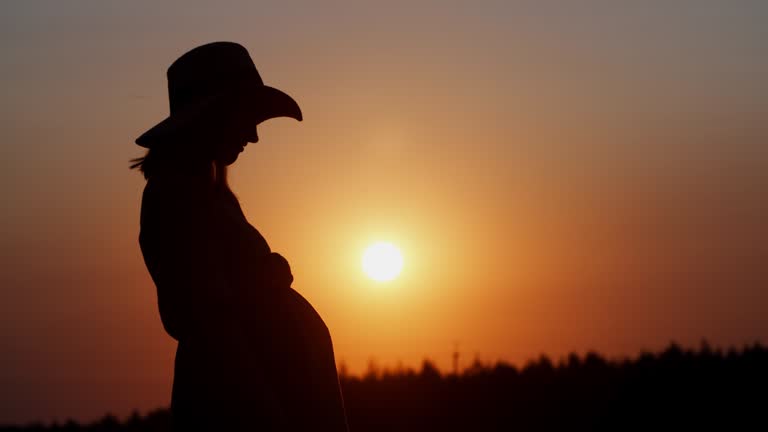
267;252;293;289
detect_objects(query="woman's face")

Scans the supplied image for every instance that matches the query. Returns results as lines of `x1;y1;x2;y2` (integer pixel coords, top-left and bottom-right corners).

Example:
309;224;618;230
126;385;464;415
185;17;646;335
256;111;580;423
212;108;260;166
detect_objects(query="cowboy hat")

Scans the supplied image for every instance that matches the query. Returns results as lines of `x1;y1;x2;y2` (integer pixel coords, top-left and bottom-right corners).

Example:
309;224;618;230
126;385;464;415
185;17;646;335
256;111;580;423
135;41;302;147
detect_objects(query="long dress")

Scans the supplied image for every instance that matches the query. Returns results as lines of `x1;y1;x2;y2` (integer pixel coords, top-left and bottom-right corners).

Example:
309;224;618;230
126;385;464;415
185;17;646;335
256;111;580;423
138;171;348;431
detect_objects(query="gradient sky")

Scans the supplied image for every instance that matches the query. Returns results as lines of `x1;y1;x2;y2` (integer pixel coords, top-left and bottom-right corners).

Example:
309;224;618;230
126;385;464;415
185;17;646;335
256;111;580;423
1;0;767;425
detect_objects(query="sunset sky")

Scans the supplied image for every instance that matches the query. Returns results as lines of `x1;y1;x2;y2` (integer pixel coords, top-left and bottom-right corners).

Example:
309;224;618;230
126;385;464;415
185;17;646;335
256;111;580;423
1;0;767;425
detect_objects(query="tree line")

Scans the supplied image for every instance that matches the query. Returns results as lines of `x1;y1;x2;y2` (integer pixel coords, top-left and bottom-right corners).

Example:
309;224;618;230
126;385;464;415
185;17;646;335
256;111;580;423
3;341;766;431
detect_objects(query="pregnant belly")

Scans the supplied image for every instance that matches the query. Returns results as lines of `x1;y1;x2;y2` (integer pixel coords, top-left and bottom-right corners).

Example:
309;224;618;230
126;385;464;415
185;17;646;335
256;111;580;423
263;288;347;430
270;287;332;361
173;288;347;430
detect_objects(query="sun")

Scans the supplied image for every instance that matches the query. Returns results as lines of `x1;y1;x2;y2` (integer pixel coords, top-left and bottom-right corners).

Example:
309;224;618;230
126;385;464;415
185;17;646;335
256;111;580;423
362;242;403;282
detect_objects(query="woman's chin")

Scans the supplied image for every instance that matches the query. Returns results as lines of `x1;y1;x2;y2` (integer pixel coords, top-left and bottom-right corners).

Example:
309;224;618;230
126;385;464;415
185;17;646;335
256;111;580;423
218;152;240;166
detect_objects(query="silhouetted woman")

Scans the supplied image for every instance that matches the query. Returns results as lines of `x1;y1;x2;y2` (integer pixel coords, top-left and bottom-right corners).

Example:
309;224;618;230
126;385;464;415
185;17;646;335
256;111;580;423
132;42;348;431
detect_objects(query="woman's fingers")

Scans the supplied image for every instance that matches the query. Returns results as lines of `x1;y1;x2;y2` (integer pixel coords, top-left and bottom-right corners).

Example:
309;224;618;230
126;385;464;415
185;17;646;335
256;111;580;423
269;252;293;288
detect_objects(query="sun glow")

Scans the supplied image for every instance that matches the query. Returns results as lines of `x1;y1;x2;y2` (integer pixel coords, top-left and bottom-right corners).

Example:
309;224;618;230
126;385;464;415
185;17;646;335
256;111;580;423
362;242;403;282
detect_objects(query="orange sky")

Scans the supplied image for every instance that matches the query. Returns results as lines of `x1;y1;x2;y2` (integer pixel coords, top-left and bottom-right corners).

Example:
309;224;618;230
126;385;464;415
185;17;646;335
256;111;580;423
1;0;767;425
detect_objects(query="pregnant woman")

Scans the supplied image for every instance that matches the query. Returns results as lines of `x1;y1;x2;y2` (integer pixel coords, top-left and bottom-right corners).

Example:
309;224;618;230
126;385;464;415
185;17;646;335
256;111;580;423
133;42;348;431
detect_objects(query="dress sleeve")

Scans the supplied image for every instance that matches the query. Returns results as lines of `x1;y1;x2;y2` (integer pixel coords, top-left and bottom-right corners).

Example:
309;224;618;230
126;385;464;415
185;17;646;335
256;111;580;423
139;179;240;342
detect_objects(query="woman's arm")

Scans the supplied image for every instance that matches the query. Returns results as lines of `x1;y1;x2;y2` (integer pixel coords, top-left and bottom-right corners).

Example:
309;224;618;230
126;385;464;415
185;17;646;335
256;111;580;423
139;179;239;342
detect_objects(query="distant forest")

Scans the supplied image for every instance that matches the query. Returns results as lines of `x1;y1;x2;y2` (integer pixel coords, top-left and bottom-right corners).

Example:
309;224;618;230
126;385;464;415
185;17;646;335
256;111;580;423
2;342;766;431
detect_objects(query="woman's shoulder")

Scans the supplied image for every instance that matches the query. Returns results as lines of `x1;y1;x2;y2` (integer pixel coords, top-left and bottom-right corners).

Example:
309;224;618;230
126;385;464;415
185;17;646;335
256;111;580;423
140;174;215;225
143;173;215;206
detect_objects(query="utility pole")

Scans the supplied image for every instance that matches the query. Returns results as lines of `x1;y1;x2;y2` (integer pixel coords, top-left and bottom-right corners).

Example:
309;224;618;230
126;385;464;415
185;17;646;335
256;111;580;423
452;341;460;376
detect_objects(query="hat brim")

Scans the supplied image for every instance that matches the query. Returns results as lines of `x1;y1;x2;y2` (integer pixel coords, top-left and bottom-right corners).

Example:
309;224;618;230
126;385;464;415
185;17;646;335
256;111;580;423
135;85;302;148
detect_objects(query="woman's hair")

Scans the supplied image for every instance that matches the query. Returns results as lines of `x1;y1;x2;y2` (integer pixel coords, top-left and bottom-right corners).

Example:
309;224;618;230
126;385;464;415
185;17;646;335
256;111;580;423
130;144;230;192
131;105;244;193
